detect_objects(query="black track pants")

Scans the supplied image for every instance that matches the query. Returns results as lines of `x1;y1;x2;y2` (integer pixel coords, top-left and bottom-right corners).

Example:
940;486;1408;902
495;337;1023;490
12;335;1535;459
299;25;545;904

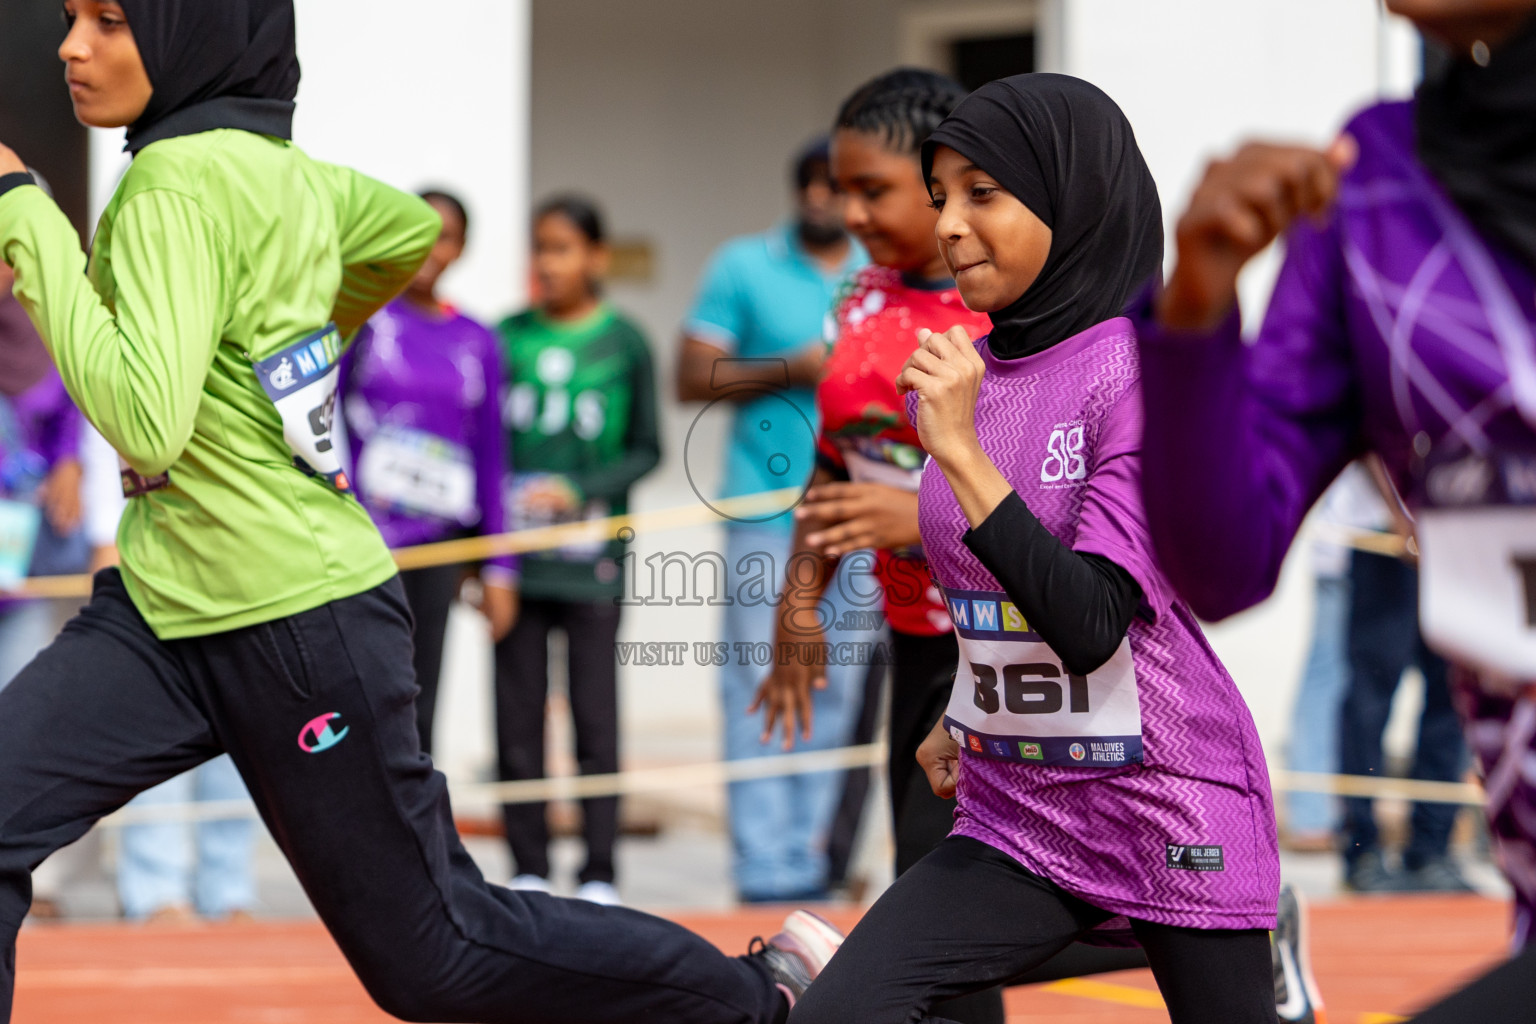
1405;942;1536;1023
397;561;463;757
0;570;780;1024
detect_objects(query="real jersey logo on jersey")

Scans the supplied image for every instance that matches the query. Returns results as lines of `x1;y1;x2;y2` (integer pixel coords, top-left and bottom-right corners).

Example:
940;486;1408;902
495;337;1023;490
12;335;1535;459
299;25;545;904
1165;843;1225;872
1040;421;1087;486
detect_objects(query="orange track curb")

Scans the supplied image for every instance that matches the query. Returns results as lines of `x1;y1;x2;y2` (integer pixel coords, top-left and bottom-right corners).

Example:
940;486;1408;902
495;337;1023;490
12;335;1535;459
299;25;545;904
13;896;1511;1023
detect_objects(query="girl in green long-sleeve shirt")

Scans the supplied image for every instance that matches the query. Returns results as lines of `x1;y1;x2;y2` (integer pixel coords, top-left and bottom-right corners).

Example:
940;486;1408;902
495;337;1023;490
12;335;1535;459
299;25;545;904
0;3;835;1022
494;195;660;904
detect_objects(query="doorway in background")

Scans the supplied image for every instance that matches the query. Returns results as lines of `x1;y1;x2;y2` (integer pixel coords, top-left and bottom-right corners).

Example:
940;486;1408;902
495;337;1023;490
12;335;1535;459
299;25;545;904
0;4;90;240
900;2;1040;91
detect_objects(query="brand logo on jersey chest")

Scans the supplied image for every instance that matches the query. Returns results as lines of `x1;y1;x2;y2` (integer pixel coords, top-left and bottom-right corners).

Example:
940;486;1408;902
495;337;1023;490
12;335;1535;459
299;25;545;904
1040;421;1087;485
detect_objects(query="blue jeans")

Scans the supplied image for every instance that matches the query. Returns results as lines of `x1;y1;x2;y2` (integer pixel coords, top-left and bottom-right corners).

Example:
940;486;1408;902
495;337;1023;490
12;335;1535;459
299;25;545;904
1285;574;1350;836
720;523;874;900
118;756;256;918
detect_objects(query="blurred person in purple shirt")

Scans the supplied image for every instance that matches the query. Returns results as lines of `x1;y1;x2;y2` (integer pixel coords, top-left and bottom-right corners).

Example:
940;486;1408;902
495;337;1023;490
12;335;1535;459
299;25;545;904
0;260;89;683
340;189;517;755
1140;2;1536;1018
0;251;93;923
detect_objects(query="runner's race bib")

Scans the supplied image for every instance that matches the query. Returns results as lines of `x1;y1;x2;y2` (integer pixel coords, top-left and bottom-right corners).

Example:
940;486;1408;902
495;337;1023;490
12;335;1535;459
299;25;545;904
942;586;1143;767
509;473;609;561
358;424;477;524
1416;447;1536;687
840;442;925;560
1411;184;1536;689
0;499;40;591
253;324;351;493
843;447;922;492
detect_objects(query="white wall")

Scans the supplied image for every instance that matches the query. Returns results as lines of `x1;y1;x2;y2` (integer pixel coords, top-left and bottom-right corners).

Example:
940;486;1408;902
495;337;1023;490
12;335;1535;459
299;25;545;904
526;0;925;757
528;0;909;407
292;0;530;323
94;1;532;326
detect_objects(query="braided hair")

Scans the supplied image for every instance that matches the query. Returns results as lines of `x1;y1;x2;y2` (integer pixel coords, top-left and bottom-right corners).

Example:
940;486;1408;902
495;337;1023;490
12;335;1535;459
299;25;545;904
834;67;968;156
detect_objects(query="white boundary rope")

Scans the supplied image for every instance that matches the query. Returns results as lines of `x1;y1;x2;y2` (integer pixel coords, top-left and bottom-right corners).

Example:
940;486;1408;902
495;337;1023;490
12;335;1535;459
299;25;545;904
98;743;887;827
12;491;1465;826
8;487;808;599
11;491;1411;598
93;749;1488;828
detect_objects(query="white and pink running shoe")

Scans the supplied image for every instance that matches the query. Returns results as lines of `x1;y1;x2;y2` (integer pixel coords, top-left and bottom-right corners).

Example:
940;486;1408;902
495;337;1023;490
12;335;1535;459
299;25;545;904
747;909;846;1007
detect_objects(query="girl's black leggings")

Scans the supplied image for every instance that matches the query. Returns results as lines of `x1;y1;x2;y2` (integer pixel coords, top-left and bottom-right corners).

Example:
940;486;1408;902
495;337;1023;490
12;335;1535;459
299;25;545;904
791;835;1278;1024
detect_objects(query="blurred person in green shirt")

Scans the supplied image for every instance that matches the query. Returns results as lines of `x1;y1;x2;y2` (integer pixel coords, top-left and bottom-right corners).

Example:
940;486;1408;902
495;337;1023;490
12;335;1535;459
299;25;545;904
495;196;659;906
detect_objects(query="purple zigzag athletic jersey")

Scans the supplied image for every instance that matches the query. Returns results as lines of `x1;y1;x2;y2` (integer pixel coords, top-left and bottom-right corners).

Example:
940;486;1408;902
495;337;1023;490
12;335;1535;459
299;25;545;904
915;317;1279;931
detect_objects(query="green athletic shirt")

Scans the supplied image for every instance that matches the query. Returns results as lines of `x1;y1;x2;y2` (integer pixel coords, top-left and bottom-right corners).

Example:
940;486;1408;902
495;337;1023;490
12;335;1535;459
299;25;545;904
0;129;439;638
497;305;659;602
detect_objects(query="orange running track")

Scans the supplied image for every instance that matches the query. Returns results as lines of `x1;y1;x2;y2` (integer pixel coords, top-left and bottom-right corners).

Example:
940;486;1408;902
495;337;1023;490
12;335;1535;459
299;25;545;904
12;896;1512;1023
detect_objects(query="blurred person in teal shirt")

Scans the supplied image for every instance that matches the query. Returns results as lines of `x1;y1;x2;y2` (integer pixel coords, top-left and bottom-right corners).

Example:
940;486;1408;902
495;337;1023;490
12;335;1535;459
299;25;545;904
676;139;877;903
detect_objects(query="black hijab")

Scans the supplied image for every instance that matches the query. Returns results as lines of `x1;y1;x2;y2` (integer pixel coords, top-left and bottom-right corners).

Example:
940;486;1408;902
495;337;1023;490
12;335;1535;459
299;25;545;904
921;73;1162;359
120;0;300;154
1417;14;1536;273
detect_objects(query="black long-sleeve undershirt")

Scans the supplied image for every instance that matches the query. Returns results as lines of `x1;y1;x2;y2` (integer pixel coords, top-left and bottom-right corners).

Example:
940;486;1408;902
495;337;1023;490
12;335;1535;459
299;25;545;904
962;491;1143;676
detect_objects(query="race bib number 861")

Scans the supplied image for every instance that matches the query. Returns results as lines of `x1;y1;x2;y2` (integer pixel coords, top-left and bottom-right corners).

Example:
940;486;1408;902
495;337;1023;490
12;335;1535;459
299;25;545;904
942;587;1143;767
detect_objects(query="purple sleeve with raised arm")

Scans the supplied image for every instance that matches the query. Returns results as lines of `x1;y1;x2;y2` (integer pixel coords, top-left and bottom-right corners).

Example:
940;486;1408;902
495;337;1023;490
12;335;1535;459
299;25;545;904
473;325;517;581
43;377;83;468
1136;216;1364;621
337;331;365;494
15;371;83;469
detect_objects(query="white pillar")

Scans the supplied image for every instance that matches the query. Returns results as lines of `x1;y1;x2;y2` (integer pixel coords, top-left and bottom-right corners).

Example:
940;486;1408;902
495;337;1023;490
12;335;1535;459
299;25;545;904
290;0;531;322
91;2;533;324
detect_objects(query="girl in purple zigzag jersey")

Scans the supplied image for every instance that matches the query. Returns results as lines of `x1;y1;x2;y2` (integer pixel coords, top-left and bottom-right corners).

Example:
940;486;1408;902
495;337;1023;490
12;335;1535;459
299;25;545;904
1138;1;1536;1019
791;74;1282;1024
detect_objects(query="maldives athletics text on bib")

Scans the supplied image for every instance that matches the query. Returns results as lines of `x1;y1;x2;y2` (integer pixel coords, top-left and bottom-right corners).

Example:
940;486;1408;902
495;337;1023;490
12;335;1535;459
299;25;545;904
253;324;351;494
941;586;1143;767
1415;446;1536;688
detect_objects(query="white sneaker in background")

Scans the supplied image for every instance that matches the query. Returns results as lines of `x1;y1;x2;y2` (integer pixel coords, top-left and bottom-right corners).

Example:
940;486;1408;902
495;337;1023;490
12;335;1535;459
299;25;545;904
575;881;622;906
507;874;554;895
